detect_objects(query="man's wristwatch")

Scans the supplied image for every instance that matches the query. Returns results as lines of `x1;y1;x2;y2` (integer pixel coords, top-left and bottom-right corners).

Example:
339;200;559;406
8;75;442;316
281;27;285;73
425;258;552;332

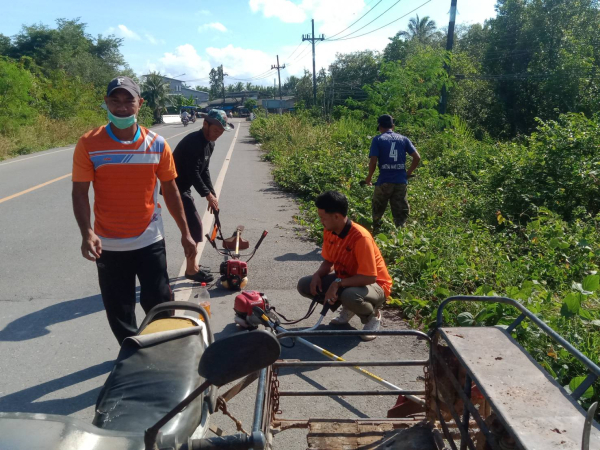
334;277;343;289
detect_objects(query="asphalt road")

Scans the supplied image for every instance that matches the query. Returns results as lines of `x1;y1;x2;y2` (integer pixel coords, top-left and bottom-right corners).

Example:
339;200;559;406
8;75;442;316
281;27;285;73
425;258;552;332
0;119;427;449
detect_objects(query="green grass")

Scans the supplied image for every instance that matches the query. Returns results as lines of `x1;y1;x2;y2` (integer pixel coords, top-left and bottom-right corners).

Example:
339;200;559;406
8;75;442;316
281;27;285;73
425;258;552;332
251;111;600;413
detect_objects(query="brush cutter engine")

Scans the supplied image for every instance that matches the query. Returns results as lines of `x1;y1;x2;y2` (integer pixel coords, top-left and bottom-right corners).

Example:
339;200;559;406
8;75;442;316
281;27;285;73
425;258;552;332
220;260;248;290
234;291;269;329
205;211;268;292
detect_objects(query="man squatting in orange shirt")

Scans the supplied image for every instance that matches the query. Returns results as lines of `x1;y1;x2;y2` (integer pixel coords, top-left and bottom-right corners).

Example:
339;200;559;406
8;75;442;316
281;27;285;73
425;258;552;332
71;76;197;344
297;191;393;341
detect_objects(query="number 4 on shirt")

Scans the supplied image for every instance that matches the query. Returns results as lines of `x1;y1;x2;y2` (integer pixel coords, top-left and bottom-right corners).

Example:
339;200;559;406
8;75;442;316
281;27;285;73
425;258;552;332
389;142;398;162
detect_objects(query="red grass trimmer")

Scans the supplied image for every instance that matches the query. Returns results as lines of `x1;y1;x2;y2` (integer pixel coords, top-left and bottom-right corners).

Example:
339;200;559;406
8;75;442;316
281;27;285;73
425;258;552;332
205;211;268;291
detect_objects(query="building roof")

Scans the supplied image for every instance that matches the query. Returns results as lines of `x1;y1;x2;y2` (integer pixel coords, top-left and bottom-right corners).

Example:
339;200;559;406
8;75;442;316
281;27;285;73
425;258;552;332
207;97;244;106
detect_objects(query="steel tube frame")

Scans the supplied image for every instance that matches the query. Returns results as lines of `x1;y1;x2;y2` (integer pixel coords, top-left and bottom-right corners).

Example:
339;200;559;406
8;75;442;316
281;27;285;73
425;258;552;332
274;360;429;368
277;390;426;396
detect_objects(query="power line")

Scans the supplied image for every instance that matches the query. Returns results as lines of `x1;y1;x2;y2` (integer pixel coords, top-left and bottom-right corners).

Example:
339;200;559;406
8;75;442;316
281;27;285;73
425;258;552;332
326;0;433;42
326;0;404;41
284;41;307;61
228;69;276;81
326;0;384;40
292;41;314;62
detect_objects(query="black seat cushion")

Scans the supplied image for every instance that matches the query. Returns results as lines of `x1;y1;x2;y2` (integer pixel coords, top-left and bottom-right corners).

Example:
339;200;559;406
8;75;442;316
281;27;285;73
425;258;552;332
93;328;206;441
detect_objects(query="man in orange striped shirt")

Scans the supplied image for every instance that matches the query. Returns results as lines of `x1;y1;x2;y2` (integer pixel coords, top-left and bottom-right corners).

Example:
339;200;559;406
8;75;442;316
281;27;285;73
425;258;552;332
72;76;196;344
297;191;392;340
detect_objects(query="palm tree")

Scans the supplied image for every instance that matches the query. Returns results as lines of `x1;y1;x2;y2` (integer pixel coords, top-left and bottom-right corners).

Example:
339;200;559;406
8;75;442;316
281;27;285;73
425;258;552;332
141;72;170;123
396;15;437;43
234;81;244;92
245;82;253;91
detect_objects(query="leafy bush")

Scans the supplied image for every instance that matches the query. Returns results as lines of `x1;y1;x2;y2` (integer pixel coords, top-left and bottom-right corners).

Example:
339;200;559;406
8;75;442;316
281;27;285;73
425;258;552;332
250;110;600;411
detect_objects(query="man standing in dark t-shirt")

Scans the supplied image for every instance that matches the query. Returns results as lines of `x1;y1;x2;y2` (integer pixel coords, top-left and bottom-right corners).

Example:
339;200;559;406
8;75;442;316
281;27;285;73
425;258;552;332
365;114;421;232
172;109;234;282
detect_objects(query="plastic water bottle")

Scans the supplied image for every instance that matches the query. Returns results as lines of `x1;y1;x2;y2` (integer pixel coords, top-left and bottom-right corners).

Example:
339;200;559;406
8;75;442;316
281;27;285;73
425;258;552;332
186;282;211;321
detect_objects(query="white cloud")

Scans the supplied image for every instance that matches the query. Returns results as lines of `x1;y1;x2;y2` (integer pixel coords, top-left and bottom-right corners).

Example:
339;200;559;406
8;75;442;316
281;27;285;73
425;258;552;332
249;0;306;23
146;44;212;82
145;33;165;45
205;44;275;81
196;9;211;15
107;24;141;41
199;22;228;33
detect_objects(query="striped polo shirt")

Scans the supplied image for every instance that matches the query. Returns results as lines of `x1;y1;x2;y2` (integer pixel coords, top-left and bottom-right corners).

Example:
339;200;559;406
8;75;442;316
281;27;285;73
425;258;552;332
322;220;393;297
72;124;177;251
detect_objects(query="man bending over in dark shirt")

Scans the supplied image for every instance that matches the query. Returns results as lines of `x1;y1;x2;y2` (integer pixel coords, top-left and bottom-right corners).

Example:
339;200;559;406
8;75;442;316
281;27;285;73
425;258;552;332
172;109;234;283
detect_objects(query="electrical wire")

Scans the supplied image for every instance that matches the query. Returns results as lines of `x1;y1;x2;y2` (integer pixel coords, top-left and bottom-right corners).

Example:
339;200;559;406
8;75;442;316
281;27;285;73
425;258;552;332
284;41;308;62
327;0;433;42
326;0;384;40
325;0;404;41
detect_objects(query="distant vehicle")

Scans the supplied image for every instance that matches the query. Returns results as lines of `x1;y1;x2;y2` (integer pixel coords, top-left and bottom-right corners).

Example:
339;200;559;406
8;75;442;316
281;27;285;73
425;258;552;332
238;107;250;118
180;106;198;121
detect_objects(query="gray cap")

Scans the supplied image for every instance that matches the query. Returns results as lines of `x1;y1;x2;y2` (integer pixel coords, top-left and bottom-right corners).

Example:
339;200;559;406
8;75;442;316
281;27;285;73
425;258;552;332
106;76;141;98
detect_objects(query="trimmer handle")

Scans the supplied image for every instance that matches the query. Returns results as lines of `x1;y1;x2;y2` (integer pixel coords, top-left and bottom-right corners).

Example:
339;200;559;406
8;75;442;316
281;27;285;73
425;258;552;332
213;209;222;229
254;230;268;250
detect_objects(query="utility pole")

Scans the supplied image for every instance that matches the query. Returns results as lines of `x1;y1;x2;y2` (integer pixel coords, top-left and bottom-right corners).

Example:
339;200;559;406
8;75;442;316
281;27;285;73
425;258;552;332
271;55;286;115
302;19;324;106
439;0;457;115
271;55;286;100
220;65;229;107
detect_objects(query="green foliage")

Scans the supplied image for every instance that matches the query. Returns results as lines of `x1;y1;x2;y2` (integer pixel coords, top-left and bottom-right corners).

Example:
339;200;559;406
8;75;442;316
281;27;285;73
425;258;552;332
209;66;224;100
4;18;128;88
0;18;153;160
250;104;600;412
360;49;450;129
244;99;257;110
0;58;35;134
141;72;171;124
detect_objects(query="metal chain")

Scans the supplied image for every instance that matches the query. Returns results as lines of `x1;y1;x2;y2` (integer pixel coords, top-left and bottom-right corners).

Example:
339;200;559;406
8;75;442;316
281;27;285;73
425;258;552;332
270;366;282;420
216;396;249;435
423;364;434;421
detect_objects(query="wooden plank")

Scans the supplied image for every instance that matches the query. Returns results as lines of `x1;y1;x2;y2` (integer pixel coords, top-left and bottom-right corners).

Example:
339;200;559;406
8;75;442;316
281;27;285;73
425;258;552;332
306;419;437;449
440;327;600;450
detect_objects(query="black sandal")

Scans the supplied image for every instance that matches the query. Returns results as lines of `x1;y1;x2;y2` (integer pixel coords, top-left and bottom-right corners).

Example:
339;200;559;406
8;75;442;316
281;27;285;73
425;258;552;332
185;270;214;283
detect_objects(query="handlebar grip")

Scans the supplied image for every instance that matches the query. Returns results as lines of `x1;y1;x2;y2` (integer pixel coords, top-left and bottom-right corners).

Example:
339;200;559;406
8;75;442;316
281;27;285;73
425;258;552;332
185;431;260;449
251;306;273;328
254;230;268;250
319;301;332;316
205;234;219;250
213;210;222;229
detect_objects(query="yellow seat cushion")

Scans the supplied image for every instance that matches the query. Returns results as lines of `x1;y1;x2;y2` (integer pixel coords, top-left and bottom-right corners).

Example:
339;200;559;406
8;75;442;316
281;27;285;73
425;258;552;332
140;317;196;335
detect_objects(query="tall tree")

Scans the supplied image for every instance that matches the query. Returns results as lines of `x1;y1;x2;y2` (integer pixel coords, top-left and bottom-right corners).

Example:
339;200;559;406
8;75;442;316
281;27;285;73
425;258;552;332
9;18;126;87
209;66;224;100
141;72;171;123
329;51;379;106
396;15;438;43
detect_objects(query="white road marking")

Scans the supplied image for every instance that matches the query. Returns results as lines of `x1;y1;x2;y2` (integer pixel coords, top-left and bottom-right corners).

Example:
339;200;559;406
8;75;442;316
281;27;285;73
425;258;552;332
0;148;75;167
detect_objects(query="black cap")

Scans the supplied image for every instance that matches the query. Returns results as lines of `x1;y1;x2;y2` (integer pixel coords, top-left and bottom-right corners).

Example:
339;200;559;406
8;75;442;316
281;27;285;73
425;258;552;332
377;114;394;130
106;76;141;98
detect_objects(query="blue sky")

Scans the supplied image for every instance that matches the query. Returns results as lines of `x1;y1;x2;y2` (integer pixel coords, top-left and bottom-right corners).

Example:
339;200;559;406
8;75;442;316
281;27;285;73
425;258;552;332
3;0;497;86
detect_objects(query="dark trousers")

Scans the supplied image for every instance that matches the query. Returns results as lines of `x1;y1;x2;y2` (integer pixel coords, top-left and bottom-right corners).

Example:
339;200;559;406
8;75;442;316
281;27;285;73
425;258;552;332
372;183;409;231
96;239;172;344
297;274;385;324
180;190;203;244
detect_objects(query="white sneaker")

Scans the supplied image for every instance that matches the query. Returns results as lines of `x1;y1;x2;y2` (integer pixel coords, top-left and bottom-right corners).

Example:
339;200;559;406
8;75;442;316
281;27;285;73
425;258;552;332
361;310;382;341
329;307;355;325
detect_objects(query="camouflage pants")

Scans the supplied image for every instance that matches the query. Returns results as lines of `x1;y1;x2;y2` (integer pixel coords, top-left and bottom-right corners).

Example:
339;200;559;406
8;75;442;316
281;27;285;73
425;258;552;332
372;183;409;231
